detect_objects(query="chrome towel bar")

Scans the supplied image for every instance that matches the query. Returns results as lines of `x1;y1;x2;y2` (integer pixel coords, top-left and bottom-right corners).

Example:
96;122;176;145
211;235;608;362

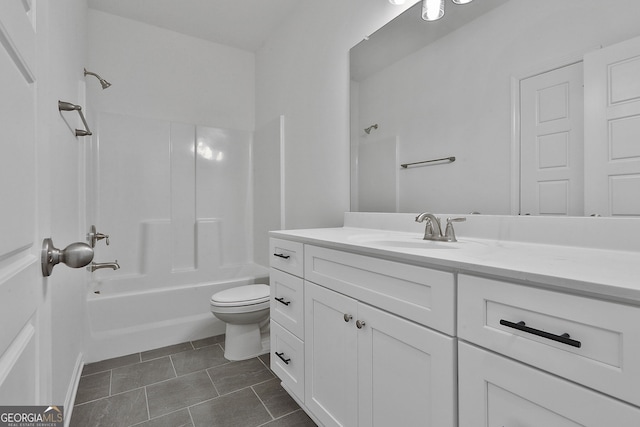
401;156;455;169
58;100;92;136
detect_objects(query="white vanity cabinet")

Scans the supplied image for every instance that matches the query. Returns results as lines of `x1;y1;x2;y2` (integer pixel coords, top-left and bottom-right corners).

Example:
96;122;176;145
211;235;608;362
457;274;640;426
305;281;456;427
270;228;640;426
303;244;457;427
269;238;305;402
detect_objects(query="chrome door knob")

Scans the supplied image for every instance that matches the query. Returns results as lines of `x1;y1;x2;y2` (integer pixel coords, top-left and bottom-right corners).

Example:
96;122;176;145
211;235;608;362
41;238;94;277
356;320;366;329
344;314;353;322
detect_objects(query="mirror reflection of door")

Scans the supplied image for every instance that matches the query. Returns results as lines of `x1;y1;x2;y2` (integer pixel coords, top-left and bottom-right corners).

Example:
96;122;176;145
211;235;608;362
519;62;584;216
585;34;640;217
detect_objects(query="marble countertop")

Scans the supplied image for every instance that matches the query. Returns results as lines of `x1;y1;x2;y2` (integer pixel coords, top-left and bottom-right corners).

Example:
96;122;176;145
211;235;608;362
270;226;640;304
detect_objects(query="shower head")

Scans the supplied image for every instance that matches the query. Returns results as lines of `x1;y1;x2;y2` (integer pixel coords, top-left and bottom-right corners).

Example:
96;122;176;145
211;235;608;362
84;68;112;89
364;124;378;134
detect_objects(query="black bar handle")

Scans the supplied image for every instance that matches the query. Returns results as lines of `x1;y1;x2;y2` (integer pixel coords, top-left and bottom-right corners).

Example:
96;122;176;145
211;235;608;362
500;319;581;348
275;351;291;364
273;253;290;259
275;297;291;306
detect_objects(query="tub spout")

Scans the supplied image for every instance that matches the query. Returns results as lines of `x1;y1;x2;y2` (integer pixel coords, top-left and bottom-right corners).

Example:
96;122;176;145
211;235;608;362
88;261;120;272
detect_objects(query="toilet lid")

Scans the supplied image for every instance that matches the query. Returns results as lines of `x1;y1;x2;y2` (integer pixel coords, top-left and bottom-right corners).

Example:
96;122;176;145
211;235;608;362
210;284;270;306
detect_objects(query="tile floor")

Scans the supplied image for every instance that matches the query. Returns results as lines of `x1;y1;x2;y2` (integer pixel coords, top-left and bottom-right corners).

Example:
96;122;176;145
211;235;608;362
70;335;316;427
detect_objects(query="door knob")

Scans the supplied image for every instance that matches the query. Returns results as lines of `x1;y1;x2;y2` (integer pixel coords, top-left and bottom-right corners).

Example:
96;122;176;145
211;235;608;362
344;314;353;322
356;320;366;329
41;238;94;277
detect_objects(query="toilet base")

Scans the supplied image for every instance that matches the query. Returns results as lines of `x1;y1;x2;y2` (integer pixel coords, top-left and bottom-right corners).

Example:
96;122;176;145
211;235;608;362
223;323;270;361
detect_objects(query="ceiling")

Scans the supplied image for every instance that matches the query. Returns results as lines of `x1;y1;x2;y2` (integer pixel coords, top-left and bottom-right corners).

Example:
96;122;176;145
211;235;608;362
351;0;510;81
87;0;302;52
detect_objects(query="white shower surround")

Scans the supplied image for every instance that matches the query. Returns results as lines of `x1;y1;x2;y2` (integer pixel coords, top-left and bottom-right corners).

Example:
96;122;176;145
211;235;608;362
85;112;263;362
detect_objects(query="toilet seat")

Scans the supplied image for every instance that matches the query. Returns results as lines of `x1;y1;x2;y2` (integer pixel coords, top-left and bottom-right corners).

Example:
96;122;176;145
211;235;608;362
209;284;271;360
210;284;270;308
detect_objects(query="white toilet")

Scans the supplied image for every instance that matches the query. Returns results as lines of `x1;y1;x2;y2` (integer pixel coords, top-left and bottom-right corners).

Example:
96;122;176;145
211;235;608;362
210;284;270;361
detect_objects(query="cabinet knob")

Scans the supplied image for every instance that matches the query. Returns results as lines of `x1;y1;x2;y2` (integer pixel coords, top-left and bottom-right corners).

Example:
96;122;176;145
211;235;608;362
356;320;366;329
343;314;353;322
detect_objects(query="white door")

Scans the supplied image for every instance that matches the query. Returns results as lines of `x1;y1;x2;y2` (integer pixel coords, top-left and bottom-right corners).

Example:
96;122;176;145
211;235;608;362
357;303;456;427
0;2;48;404
520;62;584;216
584;35;640;217
304;282;358;427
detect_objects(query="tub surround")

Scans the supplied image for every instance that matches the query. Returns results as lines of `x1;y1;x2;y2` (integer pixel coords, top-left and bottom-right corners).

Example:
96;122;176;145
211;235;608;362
85;220;269;362
269;212;640;426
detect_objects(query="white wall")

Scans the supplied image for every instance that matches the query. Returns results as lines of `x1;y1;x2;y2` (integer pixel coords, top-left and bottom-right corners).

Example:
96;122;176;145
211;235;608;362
86;10;255;130
36;0;89;407
256;0;411;230
355;0;640;215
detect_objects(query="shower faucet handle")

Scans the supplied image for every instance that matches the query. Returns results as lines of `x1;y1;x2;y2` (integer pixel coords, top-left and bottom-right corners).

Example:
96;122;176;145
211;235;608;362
88;225;110;247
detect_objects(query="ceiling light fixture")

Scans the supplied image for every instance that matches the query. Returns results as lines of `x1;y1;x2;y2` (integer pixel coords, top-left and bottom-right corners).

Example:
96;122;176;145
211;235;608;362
389;0;473;21
422;0;445;21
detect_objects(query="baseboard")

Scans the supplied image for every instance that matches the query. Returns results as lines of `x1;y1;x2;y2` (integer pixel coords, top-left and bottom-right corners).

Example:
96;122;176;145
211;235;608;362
63;352;84;427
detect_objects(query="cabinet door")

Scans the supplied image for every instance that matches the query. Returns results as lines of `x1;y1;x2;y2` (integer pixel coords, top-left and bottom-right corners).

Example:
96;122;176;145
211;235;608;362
459;342;640;427
305;282;358;427
357;303;457;427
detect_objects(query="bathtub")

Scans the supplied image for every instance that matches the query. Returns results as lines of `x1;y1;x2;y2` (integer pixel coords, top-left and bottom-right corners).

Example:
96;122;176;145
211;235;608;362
85;263;269;362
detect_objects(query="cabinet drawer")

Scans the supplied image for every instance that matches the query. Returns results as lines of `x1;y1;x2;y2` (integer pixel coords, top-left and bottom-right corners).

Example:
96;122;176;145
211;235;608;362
270;268;304;339
459;342;640;427
458;274;640;406
269;238;304;277
270;320;304;402
305;245;455;334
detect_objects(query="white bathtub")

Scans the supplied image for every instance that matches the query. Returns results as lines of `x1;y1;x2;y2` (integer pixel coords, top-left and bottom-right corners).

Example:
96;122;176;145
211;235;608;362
85;263;269;362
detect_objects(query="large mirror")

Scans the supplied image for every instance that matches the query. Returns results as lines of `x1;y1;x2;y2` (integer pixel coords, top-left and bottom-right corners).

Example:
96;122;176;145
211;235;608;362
350;0;640;216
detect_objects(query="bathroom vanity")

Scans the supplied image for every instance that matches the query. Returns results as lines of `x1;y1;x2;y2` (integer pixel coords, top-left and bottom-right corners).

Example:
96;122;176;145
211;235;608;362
269;213;640;426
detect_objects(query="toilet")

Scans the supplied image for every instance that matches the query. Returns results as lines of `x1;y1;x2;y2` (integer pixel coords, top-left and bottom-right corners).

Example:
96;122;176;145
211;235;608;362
210;284;270;361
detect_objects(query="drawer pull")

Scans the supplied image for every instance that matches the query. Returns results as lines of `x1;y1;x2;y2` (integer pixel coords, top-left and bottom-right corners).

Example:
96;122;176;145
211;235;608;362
275;351;291;364
275;297;291;306
273;253;290;259
499;319;582;348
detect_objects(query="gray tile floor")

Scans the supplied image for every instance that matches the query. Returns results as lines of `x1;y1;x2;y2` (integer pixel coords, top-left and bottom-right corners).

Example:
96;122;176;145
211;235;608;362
70;335;316;427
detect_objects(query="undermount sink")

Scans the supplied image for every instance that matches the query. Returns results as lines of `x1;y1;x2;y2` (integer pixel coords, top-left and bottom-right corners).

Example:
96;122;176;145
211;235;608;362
348;233;464;249
364;239;460;249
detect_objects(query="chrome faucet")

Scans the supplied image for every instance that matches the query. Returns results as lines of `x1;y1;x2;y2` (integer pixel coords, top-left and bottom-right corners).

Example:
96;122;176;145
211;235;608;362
415;213;466;242
415;212;443;239
88;261;120;272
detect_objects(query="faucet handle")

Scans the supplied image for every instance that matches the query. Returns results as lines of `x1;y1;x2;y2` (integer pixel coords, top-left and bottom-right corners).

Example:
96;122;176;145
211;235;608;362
444;217;466;242
447;217;466;224
98;233;110;245
88;225;110;247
